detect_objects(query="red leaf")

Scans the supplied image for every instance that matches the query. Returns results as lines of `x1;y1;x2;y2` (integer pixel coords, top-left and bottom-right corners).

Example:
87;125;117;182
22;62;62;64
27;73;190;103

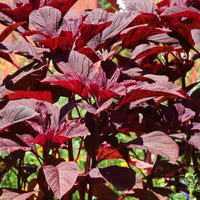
43;161;79;199
47;0;78;16
131;13;162;27
1;4;32;24
38;35;72;51
121;26;168;48
120;85;185;106
5;91;53;103
76;22;112;49
78;47;100;63
133;45;175;60
20;30;51;39
121;131;179;162
0;22;26;42
46;80;89;99
26;133;47;146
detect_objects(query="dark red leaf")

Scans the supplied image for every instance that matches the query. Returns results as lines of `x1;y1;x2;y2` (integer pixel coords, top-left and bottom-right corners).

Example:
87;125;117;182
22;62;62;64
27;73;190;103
121;131;179;162
132;13;162;27
89;166;136;191
43;161;79;199
2;62;48;91
92;183;119;200
59;100;81;123
123;189;158;200
78;47;100;63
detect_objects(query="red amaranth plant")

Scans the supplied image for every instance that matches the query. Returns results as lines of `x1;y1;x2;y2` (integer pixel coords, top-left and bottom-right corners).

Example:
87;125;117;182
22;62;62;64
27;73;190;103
0;0;200;199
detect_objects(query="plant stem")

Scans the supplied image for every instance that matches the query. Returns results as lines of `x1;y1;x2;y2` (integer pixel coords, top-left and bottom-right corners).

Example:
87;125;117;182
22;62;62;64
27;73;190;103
68;139;74;161
144;155;161;190
88;116;100;200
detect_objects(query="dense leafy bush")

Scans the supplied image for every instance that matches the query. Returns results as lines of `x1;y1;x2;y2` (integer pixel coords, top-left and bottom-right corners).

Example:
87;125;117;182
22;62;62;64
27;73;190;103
0;0;200;199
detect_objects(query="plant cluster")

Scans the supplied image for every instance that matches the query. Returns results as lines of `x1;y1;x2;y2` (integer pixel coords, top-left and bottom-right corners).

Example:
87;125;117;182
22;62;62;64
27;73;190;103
0;0;200;199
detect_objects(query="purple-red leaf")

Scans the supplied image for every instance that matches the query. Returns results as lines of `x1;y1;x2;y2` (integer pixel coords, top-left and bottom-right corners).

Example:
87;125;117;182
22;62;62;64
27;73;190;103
125;0;158;14
78;98;114;115
0;41;48;61
89;166;136;191
56;51;97;79
0;189;36;200
188;133;200;149
52;120;89;144
0;105;39;134
87;11;140;49
0;136;31;152
121;131;179;162
29;6;62;36
43;161;79;199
